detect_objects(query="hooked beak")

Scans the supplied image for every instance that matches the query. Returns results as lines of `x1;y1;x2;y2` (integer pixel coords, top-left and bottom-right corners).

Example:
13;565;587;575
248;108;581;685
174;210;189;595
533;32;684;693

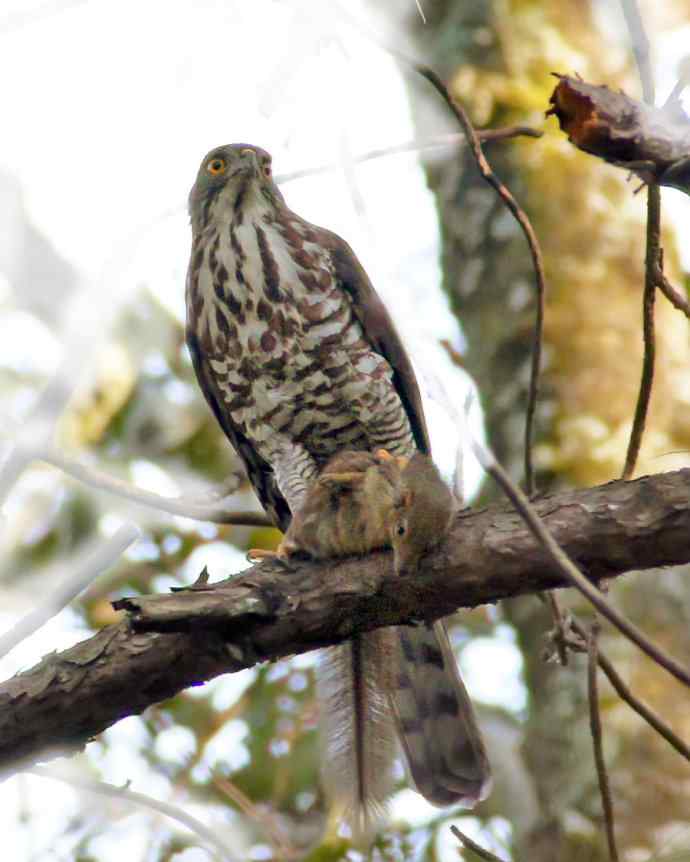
238;148;260;175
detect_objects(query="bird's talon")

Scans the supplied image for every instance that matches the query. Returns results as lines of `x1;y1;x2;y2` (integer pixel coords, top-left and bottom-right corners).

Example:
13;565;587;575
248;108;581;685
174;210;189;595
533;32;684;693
247;548;276;563
247;547;297;571
374;448;394;462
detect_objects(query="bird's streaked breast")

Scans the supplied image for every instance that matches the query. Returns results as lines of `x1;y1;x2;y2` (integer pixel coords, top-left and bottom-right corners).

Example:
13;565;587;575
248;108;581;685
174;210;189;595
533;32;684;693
186;206;414;463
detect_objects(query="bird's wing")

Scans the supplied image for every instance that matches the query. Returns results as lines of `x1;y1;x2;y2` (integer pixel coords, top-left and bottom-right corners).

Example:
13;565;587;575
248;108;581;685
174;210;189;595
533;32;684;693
186;330;292;531
393;621;492;807
324;232;432;456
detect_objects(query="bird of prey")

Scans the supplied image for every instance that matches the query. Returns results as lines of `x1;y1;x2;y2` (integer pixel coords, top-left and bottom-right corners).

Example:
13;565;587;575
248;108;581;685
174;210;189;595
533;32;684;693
186;143;491;839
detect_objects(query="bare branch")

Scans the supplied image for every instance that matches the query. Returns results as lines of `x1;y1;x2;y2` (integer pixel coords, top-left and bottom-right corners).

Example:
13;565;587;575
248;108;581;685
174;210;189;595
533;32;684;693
587;624;620;862
540;592;569;666
665;76;689;108
620;0;655;103
470;442;690;689
654;267;690;319
617;0;663;484
275;128;543;185
0;524;140;660
568;617;690;762
478;126;543;143
213;773;295;860
413;65;546;495
12;445;271;527
622;183;659;480
27;767;238;862
450;825;508;862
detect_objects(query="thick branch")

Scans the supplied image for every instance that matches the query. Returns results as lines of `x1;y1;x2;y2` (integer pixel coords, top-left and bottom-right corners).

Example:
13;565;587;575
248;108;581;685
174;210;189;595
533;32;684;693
2;468;690;776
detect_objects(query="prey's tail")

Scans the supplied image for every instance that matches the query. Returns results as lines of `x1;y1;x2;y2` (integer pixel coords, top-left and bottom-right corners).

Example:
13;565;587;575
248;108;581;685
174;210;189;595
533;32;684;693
317;627;399;844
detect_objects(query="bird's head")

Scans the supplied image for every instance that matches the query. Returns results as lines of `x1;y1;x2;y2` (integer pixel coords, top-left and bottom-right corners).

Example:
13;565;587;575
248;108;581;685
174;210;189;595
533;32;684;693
188;144;284;232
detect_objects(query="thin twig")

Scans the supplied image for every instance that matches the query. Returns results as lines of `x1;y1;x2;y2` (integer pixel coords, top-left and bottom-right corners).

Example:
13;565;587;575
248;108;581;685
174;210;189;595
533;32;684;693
450;825;508;862
568;617;690;762
470;438;690;688
654;267;690;319
213;773;295;860
27;767;238;862
620;0;655;103
337;128;368;221
620;0;660;480
479;126;543;143
10;445;271;527
275;128;543;184
622;183;659;479
587;623;619;862
0;524;139;660
538;604;690;761
664;76;688;108
414;65;546;496
541;592;569;666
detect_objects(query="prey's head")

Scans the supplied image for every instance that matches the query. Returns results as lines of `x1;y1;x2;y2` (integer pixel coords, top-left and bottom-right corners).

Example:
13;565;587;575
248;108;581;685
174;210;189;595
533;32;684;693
188;144;284;232
388;453;455;576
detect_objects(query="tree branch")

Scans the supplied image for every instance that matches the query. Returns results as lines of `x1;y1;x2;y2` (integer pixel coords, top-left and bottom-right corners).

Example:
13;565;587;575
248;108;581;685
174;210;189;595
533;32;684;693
587;623;620;862
27;767;238;862
622;182;659;481
547;75;690;195
474;442;690;687
450;825;508;862
2;468;690;777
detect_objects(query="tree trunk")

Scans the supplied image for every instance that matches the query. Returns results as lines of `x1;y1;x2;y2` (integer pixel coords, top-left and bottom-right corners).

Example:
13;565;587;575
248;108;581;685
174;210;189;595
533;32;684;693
401;0;690;858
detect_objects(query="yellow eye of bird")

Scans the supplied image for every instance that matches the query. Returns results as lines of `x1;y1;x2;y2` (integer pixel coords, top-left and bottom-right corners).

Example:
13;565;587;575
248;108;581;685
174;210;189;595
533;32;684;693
207;157;226;175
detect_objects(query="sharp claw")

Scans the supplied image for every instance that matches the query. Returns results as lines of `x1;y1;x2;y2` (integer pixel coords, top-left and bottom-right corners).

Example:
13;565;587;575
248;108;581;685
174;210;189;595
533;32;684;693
374;448;395;462
247;547;298;571
247;548;277;563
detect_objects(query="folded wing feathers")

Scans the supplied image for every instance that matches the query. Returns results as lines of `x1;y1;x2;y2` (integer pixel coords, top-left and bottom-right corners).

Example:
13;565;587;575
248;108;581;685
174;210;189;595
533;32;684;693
392;620;492;807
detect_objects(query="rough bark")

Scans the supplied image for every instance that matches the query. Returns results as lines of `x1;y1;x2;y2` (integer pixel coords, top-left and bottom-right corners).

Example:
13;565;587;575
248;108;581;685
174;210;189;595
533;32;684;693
2;467;689;778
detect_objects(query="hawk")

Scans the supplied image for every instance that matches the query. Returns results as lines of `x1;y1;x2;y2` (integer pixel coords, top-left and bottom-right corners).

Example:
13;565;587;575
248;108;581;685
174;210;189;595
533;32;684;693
186;143;490;838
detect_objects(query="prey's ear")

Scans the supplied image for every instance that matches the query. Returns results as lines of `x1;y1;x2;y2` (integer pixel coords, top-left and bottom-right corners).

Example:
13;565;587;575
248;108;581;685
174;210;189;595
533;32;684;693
318;471;366;490
400;488;414;509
